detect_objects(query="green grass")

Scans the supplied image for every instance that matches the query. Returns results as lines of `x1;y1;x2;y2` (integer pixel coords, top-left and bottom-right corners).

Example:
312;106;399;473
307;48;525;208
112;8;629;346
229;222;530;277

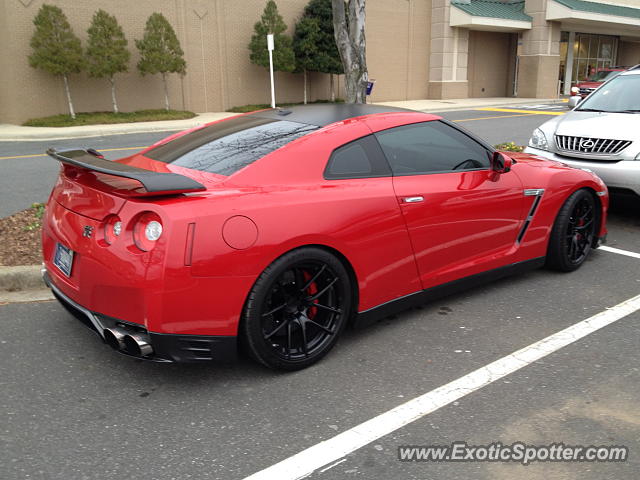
494;141;525;153
24;203;46;232
22;109;196;127
227;99;344;113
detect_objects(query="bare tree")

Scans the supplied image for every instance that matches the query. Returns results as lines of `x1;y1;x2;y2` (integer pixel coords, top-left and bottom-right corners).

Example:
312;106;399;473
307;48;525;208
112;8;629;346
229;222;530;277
331;0;368;103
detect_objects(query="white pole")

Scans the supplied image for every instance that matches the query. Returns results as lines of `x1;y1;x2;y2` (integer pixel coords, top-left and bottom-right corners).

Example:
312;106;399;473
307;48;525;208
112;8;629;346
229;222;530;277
267;34;275;108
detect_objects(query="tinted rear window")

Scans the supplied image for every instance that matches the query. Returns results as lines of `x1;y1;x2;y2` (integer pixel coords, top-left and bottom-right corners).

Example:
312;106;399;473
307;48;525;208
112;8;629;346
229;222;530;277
145;116;318;176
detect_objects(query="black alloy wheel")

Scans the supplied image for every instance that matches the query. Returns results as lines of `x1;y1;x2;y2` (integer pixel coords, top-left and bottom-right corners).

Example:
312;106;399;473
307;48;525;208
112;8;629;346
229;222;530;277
566;195;595;264
546;189;597;272
242;248;352;370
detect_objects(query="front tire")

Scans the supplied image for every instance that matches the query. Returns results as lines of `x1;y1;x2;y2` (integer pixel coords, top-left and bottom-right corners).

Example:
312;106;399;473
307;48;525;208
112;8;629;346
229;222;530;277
546;189;597;272
241;248;352;370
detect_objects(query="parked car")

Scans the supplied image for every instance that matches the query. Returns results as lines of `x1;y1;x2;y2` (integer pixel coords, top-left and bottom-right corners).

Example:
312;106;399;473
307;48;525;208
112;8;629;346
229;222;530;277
567;66;627;108
527;66;640;197
43;104;608;370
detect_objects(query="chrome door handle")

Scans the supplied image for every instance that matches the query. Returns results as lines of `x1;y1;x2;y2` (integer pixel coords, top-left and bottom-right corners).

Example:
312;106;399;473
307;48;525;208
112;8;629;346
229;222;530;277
402;196;424;203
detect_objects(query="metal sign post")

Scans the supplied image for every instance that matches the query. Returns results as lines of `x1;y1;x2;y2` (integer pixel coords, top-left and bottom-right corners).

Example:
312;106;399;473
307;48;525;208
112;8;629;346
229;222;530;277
267;34;275;109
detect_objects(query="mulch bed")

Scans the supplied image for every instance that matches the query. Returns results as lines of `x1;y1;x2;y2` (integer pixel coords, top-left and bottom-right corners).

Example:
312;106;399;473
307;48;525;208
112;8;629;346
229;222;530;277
0;206;43;266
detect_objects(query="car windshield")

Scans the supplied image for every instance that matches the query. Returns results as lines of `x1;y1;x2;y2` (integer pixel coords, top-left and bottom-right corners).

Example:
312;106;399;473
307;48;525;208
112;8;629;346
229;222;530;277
586;70;620;82
576;75;640;113
145;116;318;176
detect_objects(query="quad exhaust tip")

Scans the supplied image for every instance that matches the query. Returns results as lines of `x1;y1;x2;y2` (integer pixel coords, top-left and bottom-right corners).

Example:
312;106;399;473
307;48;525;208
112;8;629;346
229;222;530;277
103;327;153;357
123;332;153;357
103;327;127;351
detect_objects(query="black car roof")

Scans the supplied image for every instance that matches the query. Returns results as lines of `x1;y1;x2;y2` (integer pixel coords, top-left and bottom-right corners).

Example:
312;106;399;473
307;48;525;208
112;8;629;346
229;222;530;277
246;103;415;127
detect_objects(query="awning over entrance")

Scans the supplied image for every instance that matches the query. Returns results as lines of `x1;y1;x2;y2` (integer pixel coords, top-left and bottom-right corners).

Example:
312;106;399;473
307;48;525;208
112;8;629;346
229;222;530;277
547;0;640;31
450;0;532;32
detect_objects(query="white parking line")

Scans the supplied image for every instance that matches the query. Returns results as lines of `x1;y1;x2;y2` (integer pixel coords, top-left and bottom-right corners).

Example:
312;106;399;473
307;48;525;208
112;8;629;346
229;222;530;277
244;293;640;480
318;459;346;473
599;245;640;260
517;104;566;110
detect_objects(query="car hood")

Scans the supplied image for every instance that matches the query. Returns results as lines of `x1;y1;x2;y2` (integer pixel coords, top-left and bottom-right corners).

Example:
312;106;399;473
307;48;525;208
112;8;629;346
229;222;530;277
552;111;639;140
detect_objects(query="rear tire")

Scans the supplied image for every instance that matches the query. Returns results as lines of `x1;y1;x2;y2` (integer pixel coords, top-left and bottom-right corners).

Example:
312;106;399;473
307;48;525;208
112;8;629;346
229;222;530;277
546;189;596;272
241;247;352;370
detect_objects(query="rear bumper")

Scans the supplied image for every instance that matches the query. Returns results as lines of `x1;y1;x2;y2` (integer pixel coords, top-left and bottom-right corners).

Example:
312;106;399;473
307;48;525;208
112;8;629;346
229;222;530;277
42;199;253;336
44;270;237;363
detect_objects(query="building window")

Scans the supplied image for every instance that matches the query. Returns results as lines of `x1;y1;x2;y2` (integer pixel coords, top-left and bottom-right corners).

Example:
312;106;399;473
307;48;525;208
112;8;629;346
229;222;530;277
572;33;618;83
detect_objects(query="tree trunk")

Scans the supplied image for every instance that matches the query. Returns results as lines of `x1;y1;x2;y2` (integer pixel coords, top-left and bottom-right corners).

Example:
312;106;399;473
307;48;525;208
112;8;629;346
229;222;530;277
332;0;368;104
303;69;308;105
162;73;170;111
110;76;119;114
62;74;76;119
330;74;335;102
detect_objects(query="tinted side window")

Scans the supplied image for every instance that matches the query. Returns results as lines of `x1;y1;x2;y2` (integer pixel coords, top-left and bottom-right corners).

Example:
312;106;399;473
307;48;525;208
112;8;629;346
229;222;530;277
375;121;491;175
324;135;391;179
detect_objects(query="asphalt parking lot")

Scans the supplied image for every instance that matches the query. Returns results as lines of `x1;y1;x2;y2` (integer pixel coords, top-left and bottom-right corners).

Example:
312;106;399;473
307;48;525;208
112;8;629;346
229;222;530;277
2;102;639;479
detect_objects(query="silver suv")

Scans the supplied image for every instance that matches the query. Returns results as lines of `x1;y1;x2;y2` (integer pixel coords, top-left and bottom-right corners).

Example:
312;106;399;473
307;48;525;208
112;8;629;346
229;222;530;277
525;66;640;196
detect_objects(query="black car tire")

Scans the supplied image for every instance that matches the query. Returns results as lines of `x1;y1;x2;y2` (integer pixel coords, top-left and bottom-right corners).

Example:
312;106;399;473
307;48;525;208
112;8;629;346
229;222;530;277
546;189;597;272
241;247;352;370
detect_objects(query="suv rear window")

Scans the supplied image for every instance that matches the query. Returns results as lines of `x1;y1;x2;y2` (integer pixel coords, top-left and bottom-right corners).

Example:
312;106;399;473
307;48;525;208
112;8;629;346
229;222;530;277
587;70;620;82
145;116;318;176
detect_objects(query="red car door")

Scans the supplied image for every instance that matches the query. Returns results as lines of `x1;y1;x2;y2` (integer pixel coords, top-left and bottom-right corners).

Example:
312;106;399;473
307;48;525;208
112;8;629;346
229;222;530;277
374;120;526;290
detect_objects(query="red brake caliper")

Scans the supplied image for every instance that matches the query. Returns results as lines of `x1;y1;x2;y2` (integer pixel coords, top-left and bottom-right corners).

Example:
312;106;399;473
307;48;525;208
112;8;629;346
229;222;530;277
577;215;584;241
303;271;318;319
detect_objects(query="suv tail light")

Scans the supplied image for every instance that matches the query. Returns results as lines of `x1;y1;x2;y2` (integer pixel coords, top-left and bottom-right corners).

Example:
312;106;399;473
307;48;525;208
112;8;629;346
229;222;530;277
133;212;163;251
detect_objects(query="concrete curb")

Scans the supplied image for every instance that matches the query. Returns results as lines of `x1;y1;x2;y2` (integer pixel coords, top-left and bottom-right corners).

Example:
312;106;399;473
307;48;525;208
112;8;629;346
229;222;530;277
0;112;239;142
0;265;53;303
0;265;44;291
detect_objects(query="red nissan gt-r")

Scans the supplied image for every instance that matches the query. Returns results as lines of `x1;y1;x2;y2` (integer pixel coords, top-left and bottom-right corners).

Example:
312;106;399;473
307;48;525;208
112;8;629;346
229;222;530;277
42;105;608;370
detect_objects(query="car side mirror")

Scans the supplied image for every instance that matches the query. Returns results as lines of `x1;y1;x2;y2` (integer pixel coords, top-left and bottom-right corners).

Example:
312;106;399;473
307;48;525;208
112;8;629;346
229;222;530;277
492;151;512;174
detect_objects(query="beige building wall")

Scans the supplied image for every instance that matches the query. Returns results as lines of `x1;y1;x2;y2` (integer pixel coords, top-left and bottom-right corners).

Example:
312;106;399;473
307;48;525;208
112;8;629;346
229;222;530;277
0;0;9;122
4;0;638;124
211;0;333;111
428;0;469;99
3;0;187;123
0;0;435;124
619;40;640;65
1;0;334;124
518;0;561;97
366;0;431;102
468;31;513;98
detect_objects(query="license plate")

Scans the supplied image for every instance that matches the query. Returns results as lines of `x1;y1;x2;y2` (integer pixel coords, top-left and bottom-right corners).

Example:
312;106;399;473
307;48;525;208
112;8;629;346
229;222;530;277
53;243;74;277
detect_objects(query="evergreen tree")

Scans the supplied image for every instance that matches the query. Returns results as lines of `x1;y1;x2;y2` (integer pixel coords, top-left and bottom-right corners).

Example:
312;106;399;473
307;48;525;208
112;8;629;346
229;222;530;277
29;4;84;119
136;13;186;111
86;10;130;113
293;17;321;104
303;0;344;100
249;1;295;73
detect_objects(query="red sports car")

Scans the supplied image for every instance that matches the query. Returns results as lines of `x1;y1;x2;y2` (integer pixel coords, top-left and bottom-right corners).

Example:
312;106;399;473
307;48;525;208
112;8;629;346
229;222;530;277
42;105;608;370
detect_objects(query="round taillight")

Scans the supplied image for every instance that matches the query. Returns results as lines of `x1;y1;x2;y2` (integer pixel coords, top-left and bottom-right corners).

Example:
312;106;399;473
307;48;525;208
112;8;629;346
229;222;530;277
133;212;163;251
104;215;122;245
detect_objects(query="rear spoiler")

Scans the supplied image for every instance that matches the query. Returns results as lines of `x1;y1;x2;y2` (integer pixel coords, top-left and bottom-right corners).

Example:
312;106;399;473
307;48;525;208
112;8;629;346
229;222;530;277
47;148;206;195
